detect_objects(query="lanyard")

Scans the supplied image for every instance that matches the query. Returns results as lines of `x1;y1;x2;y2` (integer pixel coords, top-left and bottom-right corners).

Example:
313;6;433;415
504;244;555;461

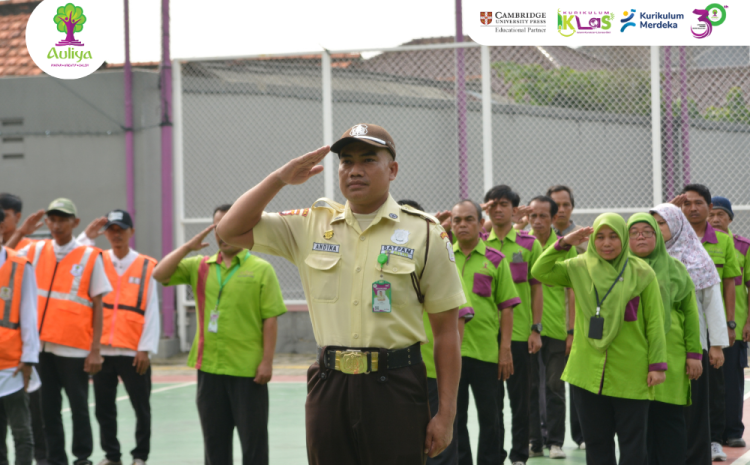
593;257;629;317
214;251;249;309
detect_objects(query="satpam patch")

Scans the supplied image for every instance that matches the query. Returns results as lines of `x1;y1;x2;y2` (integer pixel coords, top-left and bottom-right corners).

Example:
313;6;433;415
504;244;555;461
380;245;415;260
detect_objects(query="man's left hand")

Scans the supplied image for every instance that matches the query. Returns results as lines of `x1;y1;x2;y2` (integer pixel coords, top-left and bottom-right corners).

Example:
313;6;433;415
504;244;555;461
528;332;542;354
254;360;273;384
729;327;737;347
424;411;453;458
84;351;104;375
12;363;32;391
565;334;573;356
132;351;150;375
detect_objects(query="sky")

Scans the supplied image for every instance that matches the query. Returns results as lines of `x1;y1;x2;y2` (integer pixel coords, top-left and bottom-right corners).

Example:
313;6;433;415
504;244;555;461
89;0;462;64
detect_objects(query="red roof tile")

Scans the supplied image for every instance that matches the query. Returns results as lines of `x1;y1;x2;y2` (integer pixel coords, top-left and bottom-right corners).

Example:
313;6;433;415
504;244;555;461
0;0;41;77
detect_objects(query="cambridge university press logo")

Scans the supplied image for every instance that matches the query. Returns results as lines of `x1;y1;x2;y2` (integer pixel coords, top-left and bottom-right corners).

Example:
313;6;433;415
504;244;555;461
26;0;108;79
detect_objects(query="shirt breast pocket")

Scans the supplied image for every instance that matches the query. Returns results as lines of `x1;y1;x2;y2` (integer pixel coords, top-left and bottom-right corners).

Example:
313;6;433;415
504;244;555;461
472;273;493;297
713;257;725;279
624;296;640;322
509;262;528;284
304;253;342;303
377;259;417;309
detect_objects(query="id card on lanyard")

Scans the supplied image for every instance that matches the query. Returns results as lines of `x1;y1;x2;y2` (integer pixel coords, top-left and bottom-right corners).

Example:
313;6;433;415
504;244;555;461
208;251;249;333
589;257;629;340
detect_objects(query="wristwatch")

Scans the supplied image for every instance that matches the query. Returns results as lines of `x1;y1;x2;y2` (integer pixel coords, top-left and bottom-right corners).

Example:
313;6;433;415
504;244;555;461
727;321;737;330
567;329;574;336
531;323;543;334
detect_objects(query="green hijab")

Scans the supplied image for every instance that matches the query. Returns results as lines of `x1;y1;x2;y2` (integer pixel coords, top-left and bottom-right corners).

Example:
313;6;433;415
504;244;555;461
627;213;693;334
567;213;656;352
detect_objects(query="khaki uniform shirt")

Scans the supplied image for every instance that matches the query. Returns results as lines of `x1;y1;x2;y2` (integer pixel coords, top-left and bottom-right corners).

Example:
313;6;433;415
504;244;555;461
252;194;466;349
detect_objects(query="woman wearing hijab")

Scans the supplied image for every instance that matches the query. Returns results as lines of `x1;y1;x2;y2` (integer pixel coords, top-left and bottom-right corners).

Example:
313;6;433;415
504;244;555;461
531;213;667;465
627;213;703;464
650;203;728;465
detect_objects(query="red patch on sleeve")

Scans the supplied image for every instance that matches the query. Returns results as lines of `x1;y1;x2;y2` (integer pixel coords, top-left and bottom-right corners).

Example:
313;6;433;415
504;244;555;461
279;208;309;217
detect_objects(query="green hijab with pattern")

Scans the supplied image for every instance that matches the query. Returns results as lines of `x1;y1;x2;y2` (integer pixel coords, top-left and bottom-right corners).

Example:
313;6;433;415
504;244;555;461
566;213;657;352
627;213;693;334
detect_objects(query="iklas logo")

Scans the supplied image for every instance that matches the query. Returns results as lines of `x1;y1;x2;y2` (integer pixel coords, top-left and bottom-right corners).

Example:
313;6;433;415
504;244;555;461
691;3;728;38
558;9;614;37
26;0;108;79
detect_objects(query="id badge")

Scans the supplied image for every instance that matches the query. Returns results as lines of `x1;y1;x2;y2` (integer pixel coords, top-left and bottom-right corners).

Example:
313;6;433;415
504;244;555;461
588;316;604;340
208;308;219;333
372;280;392;313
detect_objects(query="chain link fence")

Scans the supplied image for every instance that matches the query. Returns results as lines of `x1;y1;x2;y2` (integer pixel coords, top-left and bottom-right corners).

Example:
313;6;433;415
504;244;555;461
173;43;750;345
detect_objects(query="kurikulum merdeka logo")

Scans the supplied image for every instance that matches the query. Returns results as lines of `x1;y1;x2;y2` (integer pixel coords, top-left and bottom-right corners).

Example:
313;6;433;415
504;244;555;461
26;0;109;80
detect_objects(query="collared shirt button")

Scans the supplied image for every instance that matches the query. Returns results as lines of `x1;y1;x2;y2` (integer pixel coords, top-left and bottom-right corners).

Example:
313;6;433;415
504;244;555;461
356;267;361;272
360;236;366;241
353;301;359;306
353;333;359;339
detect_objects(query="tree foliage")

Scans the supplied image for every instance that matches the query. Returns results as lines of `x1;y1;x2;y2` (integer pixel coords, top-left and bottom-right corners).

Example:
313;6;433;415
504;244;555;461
54;3;86;33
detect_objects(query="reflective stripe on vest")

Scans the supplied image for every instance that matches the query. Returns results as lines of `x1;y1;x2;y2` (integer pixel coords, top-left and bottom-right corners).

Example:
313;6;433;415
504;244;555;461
102;257;150;315
31;243;43;268
0;261;19;330
36;289;93;308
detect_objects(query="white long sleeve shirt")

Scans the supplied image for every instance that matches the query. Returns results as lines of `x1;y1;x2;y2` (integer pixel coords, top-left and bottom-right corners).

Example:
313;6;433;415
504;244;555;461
77;233;160;356
696;282;729;351
0;248;41;397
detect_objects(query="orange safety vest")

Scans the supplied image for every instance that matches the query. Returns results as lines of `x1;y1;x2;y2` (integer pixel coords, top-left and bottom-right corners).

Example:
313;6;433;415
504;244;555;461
27;241;101;350
0;247;28;370
101;252;156;351
12;237;35;251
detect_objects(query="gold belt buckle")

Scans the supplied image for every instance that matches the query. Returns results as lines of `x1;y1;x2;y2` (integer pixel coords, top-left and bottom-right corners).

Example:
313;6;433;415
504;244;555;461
334;349;378;374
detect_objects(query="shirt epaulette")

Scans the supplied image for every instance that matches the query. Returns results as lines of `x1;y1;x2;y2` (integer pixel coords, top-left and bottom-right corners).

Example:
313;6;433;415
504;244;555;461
399;204;439;224
311;198;345;212
515;233;537;252
485;246;505;268
734;234;750;256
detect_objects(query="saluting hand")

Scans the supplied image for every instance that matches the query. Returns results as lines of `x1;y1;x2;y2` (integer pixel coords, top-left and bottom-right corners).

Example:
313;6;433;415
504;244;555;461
686;359;703;381
670;194;687;208
17;210;45;237
434;210;452;232
186;225;215;252
84;217;108;240
275;146;330;186
562;227;593;247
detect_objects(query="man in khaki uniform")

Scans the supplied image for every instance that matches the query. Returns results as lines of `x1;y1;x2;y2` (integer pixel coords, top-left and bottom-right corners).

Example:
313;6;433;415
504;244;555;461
217;124;465;465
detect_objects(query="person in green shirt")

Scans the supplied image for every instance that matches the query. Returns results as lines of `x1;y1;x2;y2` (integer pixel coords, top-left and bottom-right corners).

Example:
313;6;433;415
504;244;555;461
153;204;287;465
709;195;750;447
674;184;741;459
526;196;576;460
627;213;703;465
531;213;667;465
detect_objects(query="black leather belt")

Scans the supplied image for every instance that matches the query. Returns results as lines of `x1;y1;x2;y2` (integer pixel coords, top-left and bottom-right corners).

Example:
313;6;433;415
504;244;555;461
318;343;422;374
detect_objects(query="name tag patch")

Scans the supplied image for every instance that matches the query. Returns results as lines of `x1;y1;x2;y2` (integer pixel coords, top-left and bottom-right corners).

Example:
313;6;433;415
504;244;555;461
312;242;340;253
380;245;415;260
128;277;141;285
70;264;84;277
0;287;11;301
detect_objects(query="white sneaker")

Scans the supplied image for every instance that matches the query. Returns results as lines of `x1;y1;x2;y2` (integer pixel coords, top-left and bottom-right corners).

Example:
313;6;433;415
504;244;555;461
512;462;526;465
528;443;544;457
711;442;727;461
97;460;122;465
579;442;586;450
549;445;566;459
132;461;146;465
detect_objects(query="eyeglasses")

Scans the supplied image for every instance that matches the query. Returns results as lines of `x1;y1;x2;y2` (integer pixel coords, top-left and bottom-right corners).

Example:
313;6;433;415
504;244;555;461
629;230;655;238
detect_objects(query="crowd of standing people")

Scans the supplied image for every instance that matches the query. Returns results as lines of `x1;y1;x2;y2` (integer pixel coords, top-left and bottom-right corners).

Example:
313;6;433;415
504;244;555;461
1;122;748;465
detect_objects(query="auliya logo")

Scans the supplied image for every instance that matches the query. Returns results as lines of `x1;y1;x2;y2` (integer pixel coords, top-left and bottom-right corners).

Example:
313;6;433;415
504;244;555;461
26;0;108;79
691;3;728;38
620;9;636;32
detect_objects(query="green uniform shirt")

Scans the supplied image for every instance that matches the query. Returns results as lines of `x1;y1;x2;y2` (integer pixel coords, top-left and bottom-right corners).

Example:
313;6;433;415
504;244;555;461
166;251;287;377
484;228;542;342
731;233;750;340
532;242;667;400
532;229;577;341
701;223;741;285
422;275;476;378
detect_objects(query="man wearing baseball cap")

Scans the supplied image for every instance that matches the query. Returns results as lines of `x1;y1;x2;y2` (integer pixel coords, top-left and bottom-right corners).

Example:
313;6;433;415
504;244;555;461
217;123;465;464
710;196;750;448
76;210;159;465
13;198;112;465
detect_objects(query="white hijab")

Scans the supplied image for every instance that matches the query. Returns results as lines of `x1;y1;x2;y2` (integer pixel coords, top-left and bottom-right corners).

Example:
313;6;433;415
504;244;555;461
650;203;721;291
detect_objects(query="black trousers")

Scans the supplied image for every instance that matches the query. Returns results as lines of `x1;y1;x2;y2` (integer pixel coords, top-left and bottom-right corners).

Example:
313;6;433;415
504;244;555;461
426;377;458;465
497;340;530;464
648;401;687;465
571;385;649;465
709;355;726;443
723;341;747;441
529;336;567;450
197;370;269;465
456;357;501;465
684;350;711;465
93;356;152;462
569;383;584;446
0;389;33;465
39;352;92;465
0;388;47;464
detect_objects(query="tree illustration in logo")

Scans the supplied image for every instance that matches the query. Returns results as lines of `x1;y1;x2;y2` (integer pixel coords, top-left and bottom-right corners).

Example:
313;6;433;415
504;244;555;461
54;3;87;47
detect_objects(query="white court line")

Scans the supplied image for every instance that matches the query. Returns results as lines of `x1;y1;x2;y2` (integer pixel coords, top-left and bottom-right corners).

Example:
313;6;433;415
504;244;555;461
61;381;196;414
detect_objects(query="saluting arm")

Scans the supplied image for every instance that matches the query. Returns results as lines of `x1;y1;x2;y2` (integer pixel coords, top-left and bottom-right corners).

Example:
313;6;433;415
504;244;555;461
217;146;330;250
153;225;215;284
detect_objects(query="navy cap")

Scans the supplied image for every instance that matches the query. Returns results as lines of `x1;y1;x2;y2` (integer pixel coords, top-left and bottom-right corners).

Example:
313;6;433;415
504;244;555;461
711;196;734;220
104;209;134;230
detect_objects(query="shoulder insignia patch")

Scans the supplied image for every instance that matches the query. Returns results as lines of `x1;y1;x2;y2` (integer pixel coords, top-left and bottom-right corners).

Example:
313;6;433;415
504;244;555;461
485;246;505;268
734;234;750;256
440;232;449;241
399;204;439;224
515;233;536;251
311;197;345;212
279;208;309;217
